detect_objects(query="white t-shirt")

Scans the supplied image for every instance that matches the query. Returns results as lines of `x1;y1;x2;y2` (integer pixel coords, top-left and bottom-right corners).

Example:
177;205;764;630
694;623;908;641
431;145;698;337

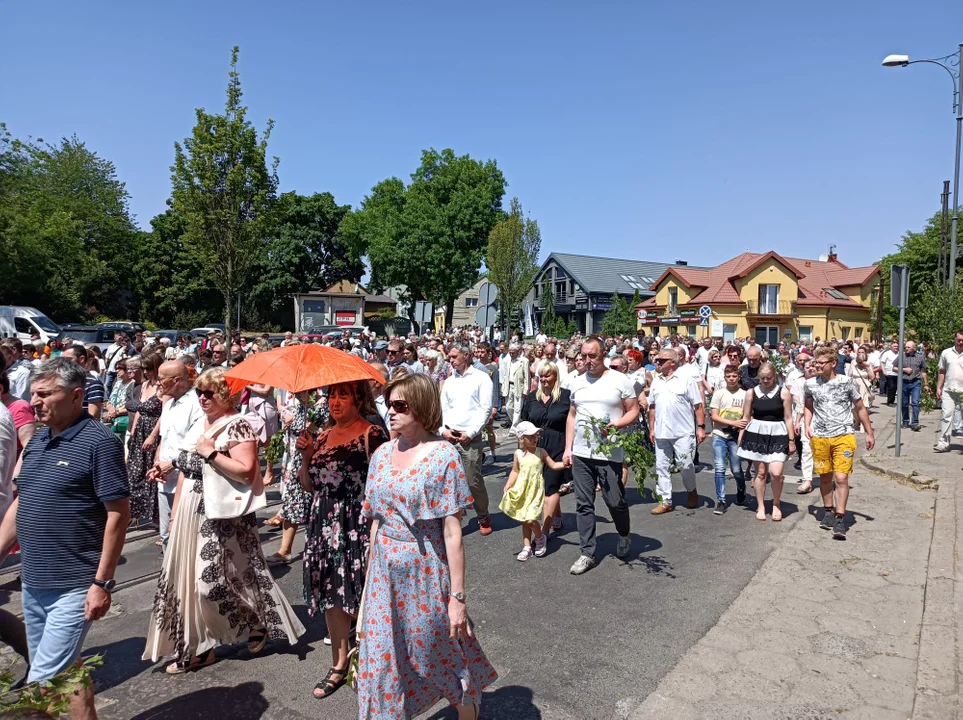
880;349;898;376
709;386;746;440
649;372;703;440
705;365;726;394
570;370;636;461
939;347;963;393
0;404;16;524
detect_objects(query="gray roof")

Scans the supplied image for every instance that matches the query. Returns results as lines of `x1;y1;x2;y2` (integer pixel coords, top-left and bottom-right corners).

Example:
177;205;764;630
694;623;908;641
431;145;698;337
544;252;706;296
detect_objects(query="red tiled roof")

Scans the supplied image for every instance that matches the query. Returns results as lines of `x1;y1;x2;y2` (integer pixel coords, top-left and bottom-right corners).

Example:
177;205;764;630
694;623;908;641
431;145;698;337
638;252;879;310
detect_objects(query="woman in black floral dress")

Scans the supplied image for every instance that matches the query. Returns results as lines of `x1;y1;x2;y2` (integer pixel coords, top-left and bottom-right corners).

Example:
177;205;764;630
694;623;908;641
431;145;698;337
127;352;163;523
297;380;387;699
143;367;305;674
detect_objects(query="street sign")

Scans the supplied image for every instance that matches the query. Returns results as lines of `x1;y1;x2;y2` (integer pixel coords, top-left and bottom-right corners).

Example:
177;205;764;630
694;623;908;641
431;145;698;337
711;319;723;336
475;305;497;327
890;265;909;309
700;317;709;326
699;305;712;319
477;282;498;306
680;309;697;318
413;301;433;324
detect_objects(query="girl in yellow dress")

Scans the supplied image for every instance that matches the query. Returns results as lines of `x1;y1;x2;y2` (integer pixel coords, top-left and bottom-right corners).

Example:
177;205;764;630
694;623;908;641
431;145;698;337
500;421;569;561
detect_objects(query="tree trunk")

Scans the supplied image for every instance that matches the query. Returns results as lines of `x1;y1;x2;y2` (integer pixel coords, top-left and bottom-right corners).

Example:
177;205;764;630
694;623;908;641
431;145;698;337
445;298;454;330
224;289;234;339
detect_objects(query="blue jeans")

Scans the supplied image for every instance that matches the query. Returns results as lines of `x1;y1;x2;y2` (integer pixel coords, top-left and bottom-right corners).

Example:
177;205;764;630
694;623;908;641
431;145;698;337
712;435;745;501
902;379;921;425
22;585;91;683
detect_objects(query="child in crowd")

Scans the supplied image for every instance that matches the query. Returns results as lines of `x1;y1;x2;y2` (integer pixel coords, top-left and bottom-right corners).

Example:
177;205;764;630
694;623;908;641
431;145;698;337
500;421;569;561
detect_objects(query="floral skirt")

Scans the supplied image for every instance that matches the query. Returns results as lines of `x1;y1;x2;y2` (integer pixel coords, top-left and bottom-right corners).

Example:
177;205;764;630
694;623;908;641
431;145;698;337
142;475;305;661
302;489;369;616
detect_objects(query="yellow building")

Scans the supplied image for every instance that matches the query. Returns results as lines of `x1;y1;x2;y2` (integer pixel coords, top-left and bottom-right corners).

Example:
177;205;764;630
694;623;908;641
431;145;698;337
636;251;881;345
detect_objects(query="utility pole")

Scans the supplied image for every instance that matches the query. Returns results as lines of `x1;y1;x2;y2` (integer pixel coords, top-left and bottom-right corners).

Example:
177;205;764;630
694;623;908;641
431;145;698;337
941;180;951;286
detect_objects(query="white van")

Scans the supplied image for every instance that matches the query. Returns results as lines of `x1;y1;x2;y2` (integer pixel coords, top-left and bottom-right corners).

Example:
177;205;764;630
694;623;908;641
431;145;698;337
0;306;62;344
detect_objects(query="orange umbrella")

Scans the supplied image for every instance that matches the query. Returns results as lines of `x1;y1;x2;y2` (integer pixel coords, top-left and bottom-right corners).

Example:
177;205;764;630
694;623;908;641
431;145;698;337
224;343;385;395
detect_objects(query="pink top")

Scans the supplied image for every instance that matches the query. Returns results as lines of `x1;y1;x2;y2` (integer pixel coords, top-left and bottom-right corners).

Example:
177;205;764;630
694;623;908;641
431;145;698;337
6;400;34;450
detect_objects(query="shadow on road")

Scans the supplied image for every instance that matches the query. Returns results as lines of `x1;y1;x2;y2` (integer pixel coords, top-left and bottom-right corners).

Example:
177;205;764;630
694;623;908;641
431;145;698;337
130;681;269;719
86;636;152;693
425;684;541;719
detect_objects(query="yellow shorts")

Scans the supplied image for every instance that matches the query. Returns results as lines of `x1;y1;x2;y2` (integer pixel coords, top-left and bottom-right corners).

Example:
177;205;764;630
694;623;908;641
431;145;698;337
810;434;857;476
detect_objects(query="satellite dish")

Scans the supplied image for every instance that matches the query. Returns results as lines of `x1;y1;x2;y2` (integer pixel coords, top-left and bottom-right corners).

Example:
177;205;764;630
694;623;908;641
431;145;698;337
818;254;829;262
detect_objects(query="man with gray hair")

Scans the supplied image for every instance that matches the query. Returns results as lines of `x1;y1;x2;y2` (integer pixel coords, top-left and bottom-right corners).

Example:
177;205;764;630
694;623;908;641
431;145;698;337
0;358;129;717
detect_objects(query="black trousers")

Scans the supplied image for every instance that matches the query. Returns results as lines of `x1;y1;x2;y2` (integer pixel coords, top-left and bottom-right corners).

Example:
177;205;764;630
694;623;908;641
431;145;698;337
572;456;630;558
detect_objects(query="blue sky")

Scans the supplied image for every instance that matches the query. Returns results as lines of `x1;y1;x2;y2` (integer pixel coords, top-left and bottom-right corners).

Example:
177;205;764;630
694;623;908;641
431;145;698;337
2;1;960;269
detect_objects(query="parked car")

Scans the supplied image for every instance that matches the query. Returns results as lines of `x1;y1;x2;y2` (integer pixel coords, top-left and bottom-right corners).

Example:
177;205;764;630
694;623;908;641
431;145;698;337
0;306;62;344
190;326;224;339
97;321;146;335
55;326;123;353
152;329;186;344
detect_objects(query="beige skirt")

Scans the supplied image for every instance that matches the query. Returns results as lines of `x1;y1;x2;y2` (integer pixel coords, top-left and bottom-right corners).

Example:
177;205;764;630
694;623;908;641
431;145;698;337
142;474;305;662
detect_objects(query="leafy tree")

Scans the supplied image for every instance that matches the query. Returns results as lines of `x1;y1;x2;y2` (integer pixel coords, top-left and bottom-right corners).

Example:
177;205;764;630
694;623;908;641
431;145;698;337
601;293;635;336
170;46;278;338
486;197;541;334
879;211;948;334
248;191;359;329
343;148;505;327
539;290;560;337
566;317;579;337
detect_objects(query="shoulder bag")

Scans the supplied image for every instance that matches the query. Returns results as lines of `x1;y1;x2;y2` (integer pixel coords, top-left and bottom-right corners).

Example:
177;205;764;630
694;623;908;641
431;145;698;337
202;415;267;520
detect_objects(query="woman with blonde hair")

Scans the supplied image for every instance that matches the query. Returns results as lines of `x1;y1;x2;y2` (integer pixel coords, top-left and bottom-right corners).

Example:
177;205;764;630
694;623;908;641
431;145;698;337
143;367;304;673
847;351;876;424
522;361;571;541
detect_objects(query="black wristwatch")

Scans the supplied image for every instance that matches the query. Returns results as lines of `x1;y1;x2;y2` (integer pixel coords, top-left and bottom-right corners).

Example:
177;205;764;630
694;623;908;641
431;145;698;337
698;424;706;429
205;449;218;463
93;578;116;592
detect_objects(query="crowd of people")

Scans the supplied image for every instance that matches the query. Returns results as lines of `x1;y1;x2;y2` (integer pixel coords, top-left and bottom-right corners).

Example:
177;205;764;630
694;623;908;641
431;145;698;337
0;321;961;718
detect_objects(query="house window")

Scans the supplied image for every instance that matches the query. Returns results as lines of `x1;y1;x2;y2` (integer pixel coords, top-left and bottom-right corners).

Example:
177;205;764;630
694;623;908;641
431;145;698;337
668;287;678;315
758;284;780;314
798;325;813;342
465;297;479;308
555;281;567;302
723;324;737;344
755;326;780;346
302;300;325;314
534;284;539;299
841;326;851;340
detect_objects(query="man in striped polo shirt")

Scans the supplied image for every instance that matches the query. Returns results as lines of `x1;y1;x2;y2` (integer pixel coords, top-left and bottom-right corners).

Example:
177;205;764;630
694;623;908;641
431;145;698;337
0;357;129;718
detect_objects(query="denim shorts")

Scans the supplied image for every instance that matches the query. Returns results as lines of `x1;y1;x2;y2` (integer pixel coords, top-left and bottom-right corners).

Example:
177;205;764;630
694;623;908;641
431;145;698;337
22;585;91;683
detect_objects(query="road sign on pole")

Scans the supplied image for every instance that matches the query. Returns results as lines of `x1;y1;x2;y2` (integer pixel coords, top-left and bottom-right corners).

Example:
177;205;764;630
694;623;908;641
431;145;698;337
891;265;910;456
476;305;497;328
477;282;498;306
699;305;712;319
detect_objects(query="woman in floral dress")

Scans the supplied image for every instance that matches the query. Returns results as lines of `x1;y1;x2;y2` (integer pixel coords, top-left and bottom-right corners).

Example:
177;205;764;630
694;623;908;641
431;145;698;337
143;367;304;673
358;374;496;720
296;381;387;699
127;352;163;523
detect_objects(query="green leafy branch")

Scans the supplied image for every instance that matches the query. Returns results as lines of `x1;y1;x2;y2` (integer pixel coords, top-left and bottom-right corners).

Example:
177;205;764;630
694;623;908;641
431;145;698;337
0;654;103;717
581;416;659;502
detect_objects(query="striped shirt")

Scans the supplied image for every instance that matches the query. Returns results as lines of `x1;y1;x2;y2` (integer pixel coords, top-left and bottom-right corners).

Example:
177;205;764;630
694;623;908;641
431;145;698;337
83;375;106;413
16;413;129;589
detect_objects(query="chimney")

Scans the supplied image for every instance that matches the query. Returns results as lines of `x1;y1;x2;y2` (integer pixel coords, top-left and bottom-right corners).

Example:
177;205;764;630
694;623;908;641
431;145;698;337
827;244;838;263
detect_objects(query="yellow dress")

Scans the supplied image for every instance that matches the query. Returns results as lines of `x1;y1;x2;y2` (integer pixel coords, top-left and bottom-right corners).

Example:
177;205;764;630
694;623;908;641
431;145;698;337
499;449;546;522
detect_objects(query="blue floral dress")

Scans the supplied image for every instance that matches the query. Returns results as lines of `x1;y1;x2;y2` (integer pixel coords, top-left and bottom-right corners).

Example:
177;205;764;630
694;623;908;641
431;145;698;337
302;424;387;616
357;440;497;719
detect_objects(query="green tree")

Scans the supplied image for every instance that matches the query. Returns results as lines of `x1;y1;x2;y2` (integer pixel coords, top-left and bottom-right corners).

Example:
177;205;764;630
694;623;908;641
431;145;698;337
601;294;635;336
248;191;360;329
879;211;946;334
170;46;278;337
540;290;559;337
486;197;541;334
344;148;505;327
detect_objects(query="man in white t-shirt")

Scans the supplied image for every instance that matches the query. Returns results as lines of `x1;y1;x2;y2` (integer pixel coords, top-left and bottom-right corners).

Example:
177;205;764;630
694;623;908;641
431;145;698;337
648;349;706;515
879;341;899;406
695;337;714;376
564;336;639;575
935;331;963;451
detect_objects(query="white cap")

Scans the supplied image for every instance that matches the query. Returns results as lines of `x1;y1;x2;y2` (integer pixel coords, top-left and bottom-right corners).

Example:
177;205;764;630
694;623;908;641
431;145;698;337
513;421;539;438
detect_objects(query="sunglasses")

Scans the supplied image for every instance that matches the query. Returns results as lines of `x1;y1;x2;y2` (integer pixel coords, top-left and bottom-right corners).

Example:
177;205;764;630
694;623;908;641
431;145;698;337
195;388;217;400
654;358;669;365
388;400;410;414
386;349;400;355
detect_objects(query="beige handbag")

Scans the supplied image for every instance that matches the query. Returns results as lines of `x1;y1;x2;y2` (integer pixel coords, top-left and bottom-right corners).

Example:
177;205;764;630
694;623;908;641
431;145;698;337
202;415;267;520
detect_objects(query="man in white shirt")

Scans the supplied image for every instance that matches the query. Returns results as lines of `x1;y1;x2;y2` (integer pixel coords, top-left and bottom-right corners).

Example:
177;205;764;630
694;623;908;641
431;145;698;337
2;341;31;402
879;341;899;406
536;331;547;345
935;331;963;452
103;332;131;394
440;344;493;535
503;345;528;429
648;348;706;515
149;361;204;551
497;342;511;411
695;337;714;376
563;336;639;575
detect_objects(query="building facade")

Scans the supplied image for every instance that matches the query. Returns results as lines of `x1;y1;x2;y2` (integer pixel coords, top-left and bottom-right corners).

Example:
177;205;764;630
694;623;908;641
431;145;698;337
525;253;700;335
433;277;495;332
293;280;398;333
636;251;881;344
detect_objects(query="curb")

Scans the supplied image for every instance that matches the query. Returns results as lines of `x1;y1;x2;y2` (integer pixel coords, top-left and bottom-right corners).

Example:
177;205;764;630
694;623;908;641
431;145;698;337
859;456;939;489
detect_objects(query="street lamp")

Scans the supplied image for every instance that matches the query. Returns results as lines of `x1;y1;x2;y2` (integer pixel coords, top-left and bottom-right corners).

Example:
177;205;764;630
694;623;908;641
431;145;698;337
883;45;963;286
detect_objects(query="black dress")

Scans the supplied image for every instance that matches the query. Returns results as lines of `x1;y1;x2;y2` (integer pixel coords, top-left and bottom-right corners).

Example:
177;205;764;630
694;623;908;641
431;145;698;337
521;388;572;495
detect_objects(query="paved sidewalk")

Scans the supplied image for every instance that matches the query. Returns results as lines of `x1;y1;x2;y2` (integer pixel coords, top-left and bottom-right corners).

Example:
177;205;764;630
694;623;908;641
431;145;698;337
631;407;952;720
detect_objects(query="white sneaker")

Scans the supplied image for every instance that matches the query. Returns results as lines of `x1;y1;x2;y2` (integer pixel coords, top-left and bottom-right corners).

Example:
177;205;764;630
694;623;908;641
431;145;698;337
935;443;951;453
569;555;596;575
516;546;533;562
533;534;547;557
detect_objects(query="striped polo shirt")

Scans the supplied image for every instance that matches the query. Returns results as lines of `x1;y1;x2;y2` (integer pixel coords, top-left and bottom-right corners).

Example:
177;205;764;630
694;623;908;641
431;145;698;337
16;412;129;589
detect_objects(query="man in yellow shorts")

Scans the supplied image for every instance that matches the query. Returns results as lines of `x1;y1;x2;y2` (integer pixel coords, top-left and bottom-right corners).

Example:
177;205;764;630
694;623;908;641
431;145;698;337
804;346;874;539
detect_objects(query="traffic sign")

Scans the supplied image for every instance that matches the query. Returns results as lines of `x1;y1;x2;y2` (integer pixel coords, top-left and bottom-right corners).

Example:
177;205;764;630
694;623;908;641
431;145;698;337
413;301;433;324
699;317;709;326
475;305;498;327
477;282;498;306
699;305;712;319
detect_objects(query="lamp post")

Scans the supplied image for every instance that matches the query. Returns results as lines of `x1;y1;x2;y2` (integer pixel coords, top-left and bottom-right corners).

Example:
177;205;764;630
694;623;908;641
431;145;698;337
883;45;963;286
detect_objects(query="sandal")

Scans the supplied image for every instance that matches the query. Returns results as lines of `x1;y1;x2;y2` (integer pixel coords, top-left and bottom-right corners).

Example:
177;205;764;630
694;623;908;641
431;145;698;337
248;625;268;654
266;552;293;566
165;648;215;675
313;666;347;698
262;515;283;528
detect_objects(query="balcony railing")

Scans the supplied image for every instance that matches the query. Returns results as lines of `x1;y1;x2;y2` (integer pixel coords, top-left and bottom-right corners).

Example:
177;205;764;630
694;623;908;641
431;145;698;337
746;300;797;315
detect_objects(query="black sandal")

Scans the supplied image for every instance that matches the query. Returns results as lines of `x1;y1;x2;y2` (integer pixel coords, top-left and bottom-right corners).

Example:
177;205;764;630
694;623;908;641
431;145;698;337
165;648;215;675
313;666;347;699
247;625;268;654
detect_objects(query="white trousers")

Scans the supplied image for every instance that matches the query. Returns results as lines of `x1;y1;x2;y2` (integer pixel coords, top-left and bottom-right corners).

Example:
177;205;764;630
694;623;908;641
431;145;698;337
655;435;697;506
938;390;963;446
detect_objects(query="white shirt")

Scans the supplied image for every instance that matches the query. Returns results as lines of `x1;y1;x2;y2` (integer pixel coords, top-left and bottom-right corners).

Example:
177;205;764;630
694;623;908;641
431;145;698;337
676;361;702;386
785;366;804;388
0;404;16;524
104;342;129;372
375;395;390;426
705;364;726;394
868;350;881;369
695;346;713;374
569;370;636;461
880;349;899;376
648;371;703;440
536;333;547;344
939;346;963;393
6;359;31;402
439;364;493;440
159;391;205;493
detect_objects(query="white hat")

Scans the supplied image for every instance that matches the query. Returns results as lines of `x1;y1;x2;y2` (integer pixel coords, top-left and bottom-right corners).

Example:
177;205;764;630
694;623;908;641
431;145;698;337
513;421;539;438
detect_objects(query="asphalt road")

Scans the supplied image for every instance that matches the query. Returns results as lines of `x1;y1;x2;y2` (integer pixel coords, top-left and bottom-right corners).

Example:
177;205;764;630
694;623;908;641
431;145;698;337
14;431;809;720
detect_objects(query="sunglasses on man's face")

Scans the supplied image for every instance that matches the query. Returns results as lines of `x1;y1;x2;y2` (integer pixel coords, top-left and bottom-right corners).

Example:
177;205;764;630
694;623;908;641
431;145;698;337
386;349;400;355
654;358;669;365
388;400;410;414
195;388;217;400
